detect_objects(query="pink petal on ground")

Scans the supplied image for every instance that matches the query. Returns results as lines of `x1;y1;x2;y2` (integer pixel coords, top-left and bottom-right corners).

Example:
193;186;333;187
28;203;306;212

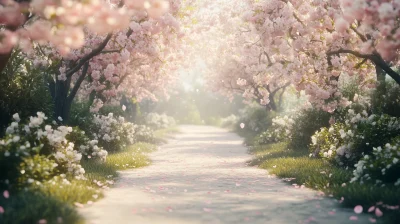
0;206;4;214
328;211;336;215
369;218;377;223
38;219;47;224
235;183;241;187
349;216;358;221
203;208;212;212
368;206;375;212
3;190;9;199
354;205;363;214
375;208;383;217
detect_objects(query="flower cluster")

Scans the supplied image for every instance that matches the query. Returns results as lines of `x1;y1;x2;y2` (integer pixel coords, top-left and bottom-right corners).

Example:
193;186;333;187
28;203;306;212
0;112;85;190
351;138;400;187
144;113;176;130
91;113;136;152
256;116;294;145
132;125;154;143
311;110;400;167
66;127;108;161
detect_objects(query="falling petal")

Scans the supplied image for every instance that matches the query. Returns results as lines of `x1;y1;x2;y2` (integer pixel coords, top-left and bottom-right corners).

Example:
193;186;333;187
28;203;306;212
122;105;127;111
0;206;4;214
3;190;9;199
375;208;383;217
368;206;375;213
240;123;245;129
369;218;377;223
354;205;363;214
349;216;358;221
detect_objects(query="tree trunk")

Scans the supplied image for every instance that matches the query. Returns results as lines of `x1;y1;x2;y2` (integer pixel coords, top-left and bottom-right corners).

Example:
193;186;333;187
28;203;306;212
372;65;387;114
266;93;277;111
53;78;72;124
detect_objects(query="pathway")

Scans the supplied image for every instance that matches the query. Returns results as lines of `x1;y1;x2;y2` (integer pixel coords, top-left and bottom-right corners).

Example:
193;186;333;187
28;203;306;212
80;125;368;224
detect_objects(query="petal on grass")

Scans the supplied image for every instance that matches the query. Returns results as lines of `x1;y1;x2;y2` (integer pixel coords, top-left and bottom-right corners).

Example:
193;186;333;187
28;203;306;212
368;206;375;212
3;190;9;199
354;205;363;214
375;208;383;217
349;216;358;221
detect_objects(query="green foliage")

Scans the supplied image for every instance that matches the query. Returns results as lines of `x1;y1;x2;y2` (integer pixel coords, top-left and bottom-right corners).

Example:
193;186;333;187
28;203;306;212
99;104;125;117
250;142;400;223
289;108;331;148
68;102;93;129
0;51;53;137
371;80;400;117
236;103;275;134
255;116;294;145
311;112;400;167
351;137;400;186
0;190;83;224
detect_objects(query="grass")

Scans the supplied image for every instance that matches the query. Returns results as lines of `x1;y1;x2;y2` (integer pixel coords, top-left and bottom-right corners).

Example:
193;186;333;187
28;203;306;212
153;126;180;144
249;142;400;223
0;141;161;224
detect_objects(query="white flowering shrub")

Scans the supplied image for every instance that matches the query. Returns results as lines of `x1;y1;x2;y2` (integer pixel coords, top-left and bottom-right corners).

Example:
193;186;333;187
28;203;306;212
144;113;176;129
220;114;239;129
0;112;85;190
310;110;400;166
255;116;294;145
66;127;108;161
351;138;400;186
132;125;154;143
91;113;136;152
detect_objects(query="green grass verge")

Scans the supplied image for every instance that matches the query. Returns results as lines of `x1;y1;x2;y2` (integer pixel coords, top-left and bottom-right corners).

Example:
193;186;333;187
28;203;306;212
153;126;180;144
250;142;400;223
0;142;158;224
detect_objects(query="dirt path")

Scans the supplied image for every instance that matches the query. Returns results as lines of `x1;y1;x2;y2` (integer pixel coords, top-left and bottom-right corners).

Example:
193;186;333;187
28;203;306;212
80;125;368;224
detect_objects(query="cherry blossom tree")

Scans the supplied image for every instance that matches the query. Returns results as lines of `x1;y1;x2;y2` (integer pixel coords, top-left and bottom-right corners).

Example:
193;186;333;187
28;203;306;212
242;0;400;112
1;0;183;123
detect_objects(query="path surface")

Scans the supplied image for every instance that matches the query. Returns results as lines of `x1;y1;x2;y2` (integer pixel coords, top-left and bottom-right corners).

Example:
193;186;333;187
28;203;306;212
80;125;368;224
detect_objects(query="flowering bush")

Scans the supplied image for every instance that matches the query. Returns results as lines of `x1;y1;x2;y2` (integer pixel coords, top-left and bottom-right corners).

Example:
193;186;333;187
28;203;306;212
91;113;136;152
132;125;154;143
311;110;400;166
220;114;239;129
255;116;294;145
0;112;85;190
144;113;176;130
66;127;108;161
351;137;400;187
289;108;331;148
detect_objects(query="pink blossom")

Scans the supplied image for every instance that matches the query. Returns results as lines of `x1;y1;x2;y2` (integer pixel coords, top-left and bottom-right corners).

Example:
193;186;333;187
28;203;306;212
375;208;383;217
354;205;363;214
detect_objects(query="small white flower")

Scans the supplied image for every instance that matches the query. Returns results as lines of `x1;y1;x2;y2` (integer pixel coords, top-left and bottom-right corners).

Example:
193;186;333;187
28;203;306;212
12;113;21;122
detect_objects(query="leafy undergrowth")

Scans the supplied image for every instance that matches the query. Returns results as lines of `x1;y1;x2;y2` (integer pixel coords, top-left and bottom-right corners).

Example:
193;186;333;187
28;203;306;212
249;142;400;223
0;142;160;224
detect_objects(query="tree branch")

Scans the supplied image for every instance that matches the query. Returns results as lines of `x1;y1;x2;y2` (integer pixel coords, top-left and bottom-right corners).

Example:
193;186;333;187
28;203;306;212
67;62;89;103
66;33;112;78
327;49;400;85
